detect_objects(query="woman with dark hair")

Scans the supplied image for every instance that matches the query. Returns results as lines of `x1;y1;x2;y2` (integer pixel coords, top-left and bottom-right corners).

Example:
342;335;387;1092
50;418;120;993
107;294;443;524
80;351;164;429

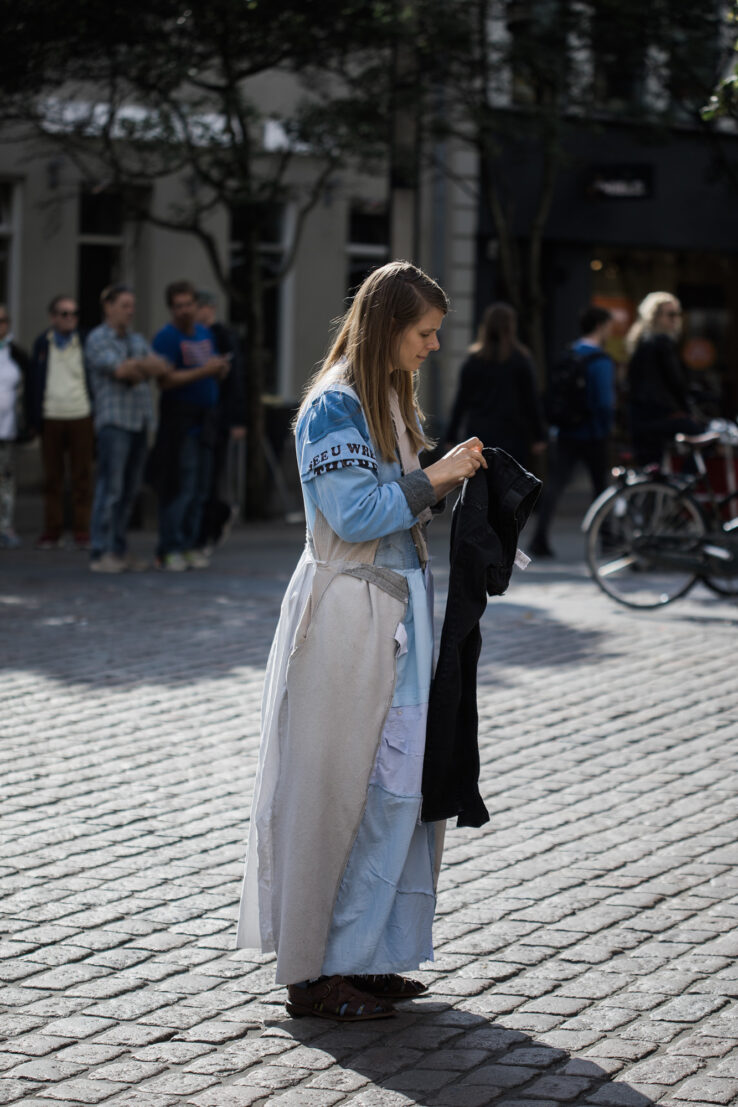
237;261;485;1022
446;302;546;469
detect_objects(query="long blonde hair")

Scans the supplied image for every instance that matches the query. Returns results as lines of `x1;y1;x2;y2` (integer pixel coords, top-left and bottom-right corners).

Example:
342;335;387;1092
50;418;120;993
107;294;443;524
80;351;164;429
298;261;448;461
626;291;680;355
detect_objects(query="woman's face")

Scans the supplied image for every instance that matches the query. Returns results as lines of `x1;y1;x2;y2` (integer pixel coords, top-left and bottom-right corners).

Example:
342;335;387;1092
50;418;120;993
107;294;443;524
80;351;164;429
395;307;444;374
655;299;683;338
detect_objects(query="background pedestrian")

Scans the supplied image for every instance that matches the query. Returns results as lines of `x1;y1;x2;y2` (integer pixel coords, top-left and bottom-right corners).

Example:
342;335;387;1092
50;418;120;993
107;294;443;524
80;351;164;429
28;295;93;549
626;292;702;465
86;284;167;573
446;302;546;470
0;305;29;548
195;289;246;550
531;305;615;558
149;281;230;571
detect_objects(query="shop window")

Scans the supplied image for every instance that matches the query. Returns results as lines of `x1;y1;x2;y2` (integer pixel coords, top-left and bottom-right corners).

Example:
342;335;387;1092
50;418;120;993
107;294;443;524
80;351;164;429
346;201;389;296
590;7;645;112
506;0;570;107
77;187;141;332
666;15;721;116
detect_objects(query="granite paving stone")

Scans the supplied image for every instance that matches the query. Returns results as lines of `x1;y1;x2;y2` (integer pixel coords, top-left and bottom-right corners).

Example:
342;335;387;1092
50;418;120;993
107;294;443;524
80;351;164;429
2;520;738;1105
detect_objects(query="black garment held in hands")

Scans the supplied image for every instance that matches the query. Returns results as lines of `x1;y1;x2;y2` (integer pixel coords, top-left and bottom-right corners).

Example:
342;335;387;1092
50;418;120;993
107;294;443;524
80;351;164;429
421;448;541;829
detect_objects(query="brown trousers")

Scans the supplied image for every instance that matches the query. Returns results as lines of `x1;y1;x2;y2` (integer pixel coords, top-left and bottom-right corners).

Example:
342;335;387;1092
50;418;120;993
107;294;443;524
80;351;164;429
41;416;95;537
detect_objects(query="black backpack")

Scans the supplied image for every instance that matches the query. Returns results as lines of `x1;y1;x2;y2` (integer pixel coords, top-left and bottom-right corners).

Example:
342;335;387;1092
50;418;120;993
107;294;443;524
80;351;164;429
545;347;600;430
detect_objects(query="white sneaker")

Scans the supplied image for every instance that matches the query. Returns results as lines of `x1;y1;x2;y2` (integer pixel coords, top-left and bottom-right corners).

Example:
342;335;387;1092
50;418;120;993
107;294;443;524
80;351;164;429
162;552;188;572
184;549;210;570
90;553;127;574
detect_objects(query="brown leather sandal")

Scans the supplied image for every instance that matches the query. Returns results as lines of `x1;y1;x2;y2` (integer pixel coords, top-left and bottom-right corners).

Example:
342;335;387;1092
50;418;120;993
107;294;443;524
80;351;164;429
285;974;396;1021
346;973;428;1000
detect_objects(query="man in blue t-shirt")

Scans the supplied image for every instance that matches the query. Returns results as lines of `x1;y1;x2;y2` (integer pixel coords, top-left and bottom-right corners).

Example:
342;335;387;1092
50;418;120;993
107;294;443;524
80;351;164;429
150;280;230;571
531;305;615;558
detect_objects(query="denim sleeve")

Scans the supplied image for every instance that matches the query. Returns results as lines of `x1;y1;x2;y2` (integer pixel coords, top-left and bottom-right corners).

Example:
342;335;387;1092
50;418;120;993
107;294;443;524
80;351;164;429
297;389;433;543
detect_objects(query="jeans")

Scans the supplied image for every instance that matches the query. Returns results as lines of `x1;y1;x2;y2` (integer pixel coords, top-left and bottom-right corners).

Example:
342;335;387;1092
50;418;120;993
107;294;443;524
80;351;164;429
0;441;15;533
533;436;609;544
158;431;214;556
90;425;148;558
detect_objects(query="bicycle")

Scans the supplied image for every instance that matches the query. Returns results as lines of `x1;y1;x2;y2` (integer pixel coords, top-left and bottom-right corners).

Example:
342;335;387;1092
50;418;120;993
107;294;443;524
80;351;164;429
582;427;738;608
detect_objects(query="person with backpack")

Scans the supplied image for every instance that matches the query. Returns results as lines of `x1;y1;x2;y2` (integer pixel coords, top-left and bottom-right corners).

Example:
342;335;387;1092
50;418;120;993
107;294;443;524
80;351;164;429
530;305;615;558
445;302;546;471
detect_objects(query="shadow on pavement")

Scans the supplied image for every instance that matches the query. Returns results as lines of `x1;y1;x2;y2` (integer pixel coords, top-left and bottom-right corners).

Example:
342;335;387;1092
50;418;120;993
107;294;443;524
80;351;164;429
479;601;616;674
272;1002;655;1106
0;530;617;689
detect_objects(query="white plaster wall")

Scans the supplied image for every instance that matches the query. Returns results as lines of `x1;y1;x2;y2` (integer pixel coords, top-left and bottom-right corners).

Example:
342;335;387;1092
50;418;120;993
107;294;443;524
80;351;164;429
0;141;80;345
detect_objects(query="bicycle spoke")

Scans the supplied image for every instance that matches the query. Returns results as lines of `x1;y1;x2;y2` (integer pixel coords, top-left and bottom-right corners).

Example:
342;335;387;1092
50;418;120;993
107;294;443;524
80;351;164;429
598;554;638;577
586;481;704;608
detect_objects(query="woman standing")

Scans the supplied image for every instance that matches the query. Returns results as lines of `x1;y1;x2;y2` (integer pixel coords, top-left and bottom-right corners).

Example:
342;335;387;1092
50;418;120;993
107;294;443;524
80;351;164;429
237;262;485;1021
446;302;546;470
0;305;29;548
626;291;701;465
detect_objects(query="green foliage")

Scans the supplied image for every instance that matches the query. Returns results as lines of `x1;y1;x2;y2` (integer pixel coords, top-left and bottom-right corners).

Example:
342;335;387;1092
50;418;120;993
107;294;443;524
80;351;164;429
703;1;738;120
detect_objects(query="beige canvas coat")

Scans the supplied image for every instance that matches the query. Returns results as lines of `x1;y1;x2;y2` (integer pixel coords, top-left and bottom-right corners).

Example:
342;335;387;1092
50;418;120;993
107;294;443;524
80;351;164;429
237;508;418;984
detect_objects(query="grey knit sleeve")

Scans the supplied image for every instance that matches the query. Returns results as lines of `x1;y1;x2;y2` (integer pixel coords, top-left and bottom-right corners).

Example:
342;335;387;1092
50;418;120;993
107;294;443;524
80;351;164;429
398;469;437;517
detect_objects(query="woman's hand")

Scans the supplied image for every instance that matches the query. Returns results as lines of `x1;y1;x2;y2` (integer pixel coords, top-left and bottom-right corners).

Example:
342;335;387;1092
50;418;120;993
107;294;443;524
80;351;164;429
424;437;487;500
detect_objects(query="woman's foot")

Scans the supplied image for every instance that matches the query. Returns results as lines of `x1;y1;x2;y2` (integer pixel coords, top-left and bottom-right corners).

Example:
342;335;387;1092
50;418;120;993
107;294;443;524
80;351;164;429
346;973;428;1000
286;974;395;1021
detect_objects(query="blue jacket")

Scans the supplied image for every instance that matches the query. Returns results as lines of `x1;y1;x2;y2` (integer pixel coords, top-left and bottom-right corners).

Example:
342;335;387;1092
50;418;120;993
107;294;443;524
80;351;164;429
562;340;615;441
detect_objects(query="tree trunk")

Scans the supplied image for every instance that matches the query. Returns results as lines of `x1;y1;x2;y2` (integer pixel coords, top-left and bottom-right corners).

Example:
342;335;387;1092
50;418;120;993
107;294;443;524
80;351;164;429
526;123;560;383
242;226;268;519
480;156;522;315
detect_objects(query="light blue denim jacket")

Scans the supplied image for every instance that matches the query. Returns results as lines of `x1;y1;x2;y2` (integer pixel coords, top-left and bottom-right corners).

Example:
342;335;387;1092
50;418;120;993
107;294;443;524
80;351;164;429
296;385;436;571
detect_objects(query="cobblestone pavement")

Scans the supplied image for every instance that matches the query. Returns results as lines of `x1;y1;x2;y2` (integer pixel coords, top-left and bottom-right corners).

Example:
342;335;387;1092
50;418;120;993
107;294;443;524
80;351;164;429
1;516;738;1107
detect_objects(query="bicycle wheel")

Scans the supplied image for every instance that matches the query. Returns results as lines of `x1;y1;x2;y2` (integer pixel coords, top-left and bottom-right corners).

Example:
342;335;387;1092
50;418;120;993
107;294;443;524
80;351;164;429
586;480;706;608
701;532;738;595
702;573;738;596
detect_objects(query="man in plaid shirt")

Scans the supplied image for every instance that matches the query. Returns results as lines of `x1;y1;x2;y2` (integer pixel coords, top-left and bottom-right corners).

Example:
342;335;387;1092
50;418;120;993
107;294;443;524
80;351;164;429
85;284;167;573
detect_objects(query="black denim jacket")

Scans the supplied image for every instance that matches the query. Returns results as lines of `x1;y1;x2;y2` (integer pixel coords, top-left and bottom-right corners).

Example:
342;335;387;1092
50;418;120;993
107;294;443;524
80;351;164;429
421;448;541;828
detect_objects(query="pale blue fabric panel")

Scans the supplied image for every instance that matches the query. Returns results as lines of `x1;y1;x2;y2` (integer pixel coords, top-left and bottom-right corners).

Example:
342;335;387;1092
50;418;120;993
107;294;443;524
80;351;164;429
392;569;434;708
370;705;427;796
321;784;436;975
322;563;437;976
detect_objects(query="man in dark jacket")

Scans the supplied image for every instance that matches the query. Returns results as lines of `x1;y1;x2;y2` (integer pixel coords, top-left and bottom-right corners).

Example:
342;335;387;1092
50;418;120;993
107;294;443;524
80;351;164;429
27;295;94;549
195;290;246;549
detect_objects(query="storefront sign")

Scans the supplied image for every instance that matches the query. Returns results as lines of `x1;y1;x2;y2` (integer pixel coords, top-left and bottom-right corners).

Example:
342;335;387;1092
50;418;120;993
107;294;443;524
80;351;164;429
587;165;653;200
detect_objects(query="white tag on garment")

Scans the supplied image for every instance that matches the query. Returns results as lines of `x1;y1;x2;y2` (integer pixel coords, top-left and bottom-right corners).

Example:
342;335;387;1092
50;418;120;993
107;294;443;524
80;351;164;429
514;548;531;570
394;620;408;656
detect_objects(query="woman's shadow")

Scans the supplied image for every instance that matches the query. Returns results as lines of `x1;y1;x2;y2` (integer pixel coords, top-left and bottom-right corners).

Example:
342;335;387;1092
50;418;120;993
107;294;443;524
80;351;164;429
267;999;656;1105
